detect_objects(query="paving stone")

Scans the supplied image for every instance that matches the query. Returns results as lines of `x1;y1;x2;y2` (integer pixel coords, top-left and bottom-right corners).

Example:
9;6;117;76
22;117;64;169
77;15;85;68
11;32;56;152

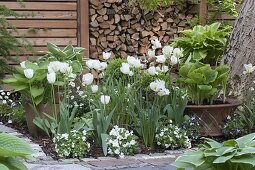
0;124;17;133
87;159;141;168
140;157;176;166
25;163;91;170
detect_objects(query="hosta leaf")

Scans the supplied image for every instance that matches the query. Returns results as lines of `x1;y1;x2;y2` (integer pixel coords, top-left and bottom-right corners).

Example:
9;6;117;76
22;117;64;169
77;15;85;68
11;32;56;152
175;150;205;167
216;147;235;156
230;155;255;166
213;153;235;164
236;147;255;156
30;87;44;98
172;161;195;169
0;163;8;170
0;133;33;159
236;133;255;148
0;157;28;170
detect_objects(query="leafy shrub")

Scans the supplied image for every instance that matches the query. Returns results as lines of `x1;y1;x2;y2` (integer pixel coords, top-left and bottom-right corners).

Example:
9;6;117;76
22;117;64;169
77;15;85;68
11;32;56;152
53;130;90;158
12;107;26;126
222;113;248;138
104;59;127;83
173;133;255;170
155;120;191;149
173;23;231;65
0;104;12;121
0;133;33;170
177;62;229;105
107;126;138;158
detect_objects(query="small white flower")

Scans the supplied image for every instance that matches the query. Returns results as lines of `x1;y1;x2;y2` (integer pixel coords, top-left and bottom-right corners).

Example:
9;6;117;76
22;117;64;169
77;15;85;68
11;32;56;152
69;81;75;88
151;39;162;50
173;48;183;58
91;85;98;93
20;61;26;69
99;62;108;71
24;69;34;79
157;88;170;96
162;65;169;73
147;66;157;76
59;62;70;74
47;72;56;84
156;55;166;63
48;61;61;73
162;46;174;57
82;73;94;85
8;120;12;124
170;55;178;65
149;80;166;92
244;63;255;74
92;60;101;70
147;50;155;58
100;95;110;105
103;52;111;60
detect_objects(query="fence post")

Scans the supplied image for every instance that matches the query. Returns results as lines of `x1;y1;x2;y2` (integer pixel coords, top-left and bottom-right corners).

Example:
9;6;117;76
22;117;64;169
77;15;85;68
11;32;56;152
79;0;89;57
199;0;207;25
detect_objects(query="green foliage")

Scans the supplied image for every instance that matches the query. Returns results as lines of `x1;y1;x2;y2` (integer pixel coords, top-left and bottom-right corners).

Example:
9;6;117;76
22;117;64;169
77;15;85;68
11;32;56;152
129;0;198;11
12;107;26;126
0;133;33;170
33;101;81;136
172;22;231;65
208;0;240;18
163;87;188;125
172;133;255;170
0;104;12;121
104;59;127;83
127;90;163;148
0;3;31;81
177;62;229;105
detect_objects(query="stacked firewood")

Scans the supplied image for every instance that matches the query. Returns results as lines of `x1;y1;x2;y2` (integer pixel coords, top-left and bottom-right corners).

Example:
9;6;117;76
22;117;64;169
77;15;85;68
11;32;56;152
89;0;197;58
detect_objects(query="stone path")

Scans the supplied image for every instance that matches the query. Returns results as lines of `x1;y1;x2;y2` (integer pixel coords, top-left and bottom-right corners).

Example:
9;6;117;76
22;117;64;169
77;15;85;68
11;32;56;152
0;124;190;170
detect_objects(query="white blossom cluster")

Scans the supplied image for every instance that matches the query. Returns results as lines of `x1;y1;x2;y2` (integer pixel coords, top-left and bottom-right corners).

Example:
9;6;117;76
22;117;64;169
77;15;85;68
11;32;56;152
0;90;13;104
107;126;138;158
156;121;191;149
149;80;170;96
21;60;76;83
53;130;90;158
120;56;143;76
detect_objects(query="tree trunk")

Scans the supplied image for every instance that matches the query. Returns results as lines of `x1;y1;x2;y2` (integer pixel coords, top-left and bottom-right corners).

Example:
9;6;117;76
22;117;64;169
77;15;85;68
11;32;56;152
222;0;255;98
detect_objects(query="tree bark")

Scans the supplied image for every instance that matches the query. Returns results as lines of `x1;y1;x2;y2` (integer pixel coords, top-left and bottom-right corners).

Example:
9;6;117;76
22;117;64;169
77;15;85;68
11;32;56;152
222;0;255;98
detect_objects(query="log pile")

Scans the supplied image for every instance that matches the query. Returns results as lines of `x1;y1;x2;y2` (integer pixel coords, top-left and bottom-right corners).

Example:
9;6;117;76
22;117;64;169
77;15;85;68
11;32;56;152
89;0;197;58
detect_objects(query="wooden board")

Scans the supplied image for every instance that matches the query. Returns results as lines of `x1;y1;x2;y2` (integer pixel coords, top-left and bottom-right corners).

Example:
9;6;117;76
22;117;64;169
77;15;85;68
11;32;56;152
10;29;77;38
0;2;77;11
9;20;77;28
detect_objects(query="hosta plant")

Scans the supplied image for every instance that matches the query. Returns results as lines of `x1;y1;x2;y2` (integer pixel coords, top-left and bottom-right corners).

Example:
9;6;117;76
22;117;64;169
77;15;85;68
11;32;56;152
0;133;33;170
107;126;138;158
172;133;255;170
177;62;229;105
172;22;231;65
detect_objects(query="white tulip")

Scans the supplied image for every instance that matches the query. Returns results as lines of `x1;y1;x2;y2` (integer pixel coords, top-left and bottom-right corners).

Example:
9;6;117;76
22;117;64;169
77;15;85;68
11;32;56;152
173;48;183;58
86;59;95;69
129;71;134;76
100;95;110;105
91;85;98;93
151;39;162;50
127;56;141;68
102;52;111;60
47;72;56;84
120;63;131;75
162;46;174;58
244;64;255;74
147;50;155;58
170;55;178;65
98;62;108;71
162;65;169;73
20;61;26;69
92;60;101;70
158;88;170;96
48;61;61;73
24;69;34;79
149;80;166;92
147;66;157;75
156;55;166;63
82;73;94;85
63;66;73;76
59;62;70;74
